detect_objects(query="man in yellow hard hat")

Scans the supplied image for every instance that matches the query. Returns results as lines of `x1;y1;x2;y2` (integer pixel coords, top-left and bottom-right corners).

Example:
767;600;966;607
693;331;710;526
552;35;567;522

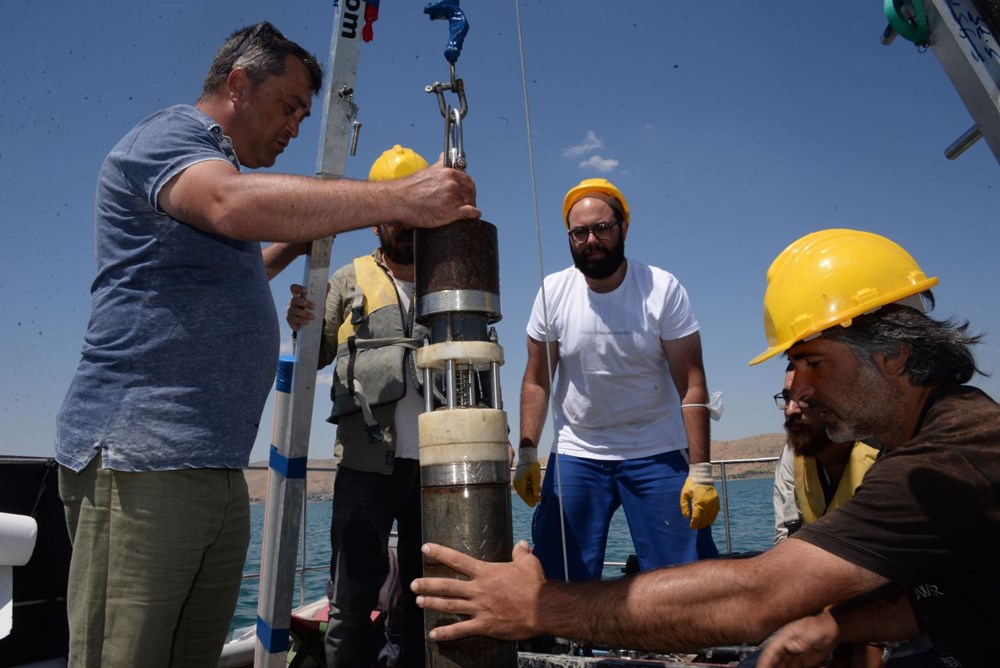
286;145;436;667
411;228;999;668
512;177;719;583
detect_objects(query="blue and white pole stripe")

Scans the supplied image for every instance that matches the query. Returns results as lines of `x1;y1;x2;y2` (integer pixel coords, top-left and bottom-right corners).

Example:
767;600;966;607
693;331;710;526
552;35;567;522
253;2;363;664
255;355;304;658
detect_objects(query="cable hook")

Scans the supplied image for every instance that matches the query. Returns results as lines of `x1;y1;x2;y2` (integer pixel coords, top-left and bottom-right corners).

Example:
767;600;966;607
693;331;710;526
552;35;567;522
424;0;470;169
425;59;468;171
443;107;466;170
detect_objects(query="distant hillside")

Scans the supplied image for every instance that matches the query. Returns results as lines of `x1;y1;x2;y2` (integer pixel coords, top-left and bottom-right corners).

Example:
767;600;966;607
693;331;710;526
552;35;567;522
244;459;338;503
244;434;786;503
709;433;785;479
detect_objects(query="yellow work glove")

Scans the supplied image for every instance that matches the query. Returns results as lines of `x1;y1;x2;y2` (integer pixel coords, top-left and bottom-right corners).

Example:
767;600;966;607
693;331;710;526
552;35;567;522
513;446;541;508
680;462;720;530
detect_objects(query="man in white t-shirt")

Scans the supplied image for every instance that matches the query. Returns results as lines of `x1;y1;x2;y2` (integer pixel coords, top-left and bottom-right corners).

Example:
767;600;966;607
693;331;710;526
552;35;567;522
512;178;719;581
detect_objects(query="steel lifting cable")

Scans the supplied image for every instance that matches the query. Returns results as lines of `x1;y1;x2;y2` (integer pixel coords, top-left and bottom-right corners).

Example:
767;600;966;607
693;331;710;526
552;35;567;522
512;0;572;584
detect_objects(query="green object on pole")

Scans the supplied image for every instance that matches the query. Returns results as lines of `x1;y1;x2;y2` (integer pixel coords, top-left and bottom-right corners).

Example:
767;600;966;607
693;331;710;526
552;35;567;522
885;0;929;45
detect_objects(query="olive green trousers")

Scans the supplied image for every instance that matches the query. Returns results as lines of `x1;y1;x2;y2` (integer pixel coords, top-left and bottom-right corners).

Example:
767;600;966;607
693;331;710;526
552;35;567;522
59;458;250;668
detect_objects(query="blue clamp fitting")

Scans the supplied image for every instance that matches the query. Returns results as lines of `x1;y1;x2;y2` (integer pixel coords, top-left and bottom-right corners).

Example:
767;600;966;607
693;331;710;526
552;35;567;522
424;0;469;63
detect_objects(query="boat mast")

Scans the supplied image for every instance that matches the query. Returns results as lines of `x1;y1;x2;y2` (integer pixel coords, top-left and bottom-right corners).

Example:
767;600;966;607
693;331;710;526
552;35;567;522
254;2;367;666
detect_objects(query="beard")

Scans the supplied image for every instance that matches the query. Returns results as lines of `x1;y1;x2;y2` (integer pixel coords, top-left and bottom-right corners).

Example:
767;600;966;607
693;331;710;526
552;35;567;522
784;418;831;457
571;237;626;280
818;360;899;444
379;228;414;265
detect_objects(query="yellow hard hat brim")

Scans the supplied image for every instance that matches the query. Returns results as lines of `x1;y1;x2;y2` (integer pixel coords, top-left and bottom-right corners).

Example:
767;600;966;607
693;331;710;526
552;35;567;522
748;228;938;366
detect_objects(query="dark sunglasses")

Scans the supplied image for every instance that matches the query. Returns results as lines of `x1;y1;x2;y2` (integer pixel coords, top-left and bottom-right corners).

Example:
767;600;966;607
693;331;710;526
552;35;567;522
231;21;284;62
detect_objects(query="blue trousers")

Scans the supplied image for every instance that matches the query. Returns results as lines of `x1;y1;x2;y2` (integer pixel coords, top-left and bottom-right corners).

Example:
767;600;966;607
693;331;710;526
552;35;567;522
532;450;718;582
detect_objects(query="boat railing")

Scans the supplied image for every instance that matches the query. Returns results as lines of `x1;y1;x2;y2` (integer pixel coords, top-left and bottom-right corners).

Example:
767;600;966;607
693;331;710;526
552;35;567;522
243;454;778;604
536;455;780;556
712;456;779;554
244;463;338;606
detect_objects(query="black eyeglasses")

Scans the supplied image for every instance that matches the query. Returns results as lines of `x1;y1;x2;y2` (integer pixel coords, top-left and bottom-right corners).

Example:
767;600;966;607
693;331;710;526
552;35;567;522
568;221;621;244
232;21;283;62
773;389;792;410
774;389;811;410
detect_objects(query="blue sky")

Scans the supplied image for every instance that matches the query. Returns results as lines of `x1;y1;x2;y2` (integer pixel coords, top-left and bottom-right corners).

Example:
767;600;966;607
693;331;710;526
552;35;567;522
2;1;998;462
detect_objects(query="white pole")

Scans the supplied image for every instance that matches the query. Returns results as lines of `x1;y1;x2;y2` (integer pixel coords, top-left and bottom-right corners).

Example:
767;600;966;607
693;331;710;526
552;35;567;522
253;2;365;665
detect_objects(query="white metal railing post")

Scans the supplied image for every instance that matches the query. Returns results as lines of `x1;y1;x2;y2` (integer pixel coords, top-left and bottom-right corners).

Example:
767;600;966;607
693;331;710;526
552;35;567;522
718;462;732;554
711;456;780;555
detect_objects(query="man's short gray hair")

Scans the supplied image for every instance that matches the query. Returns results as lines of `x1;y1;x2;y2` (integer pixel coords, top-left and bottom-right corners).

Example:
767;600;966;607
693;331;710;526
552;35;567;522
200;22;323;99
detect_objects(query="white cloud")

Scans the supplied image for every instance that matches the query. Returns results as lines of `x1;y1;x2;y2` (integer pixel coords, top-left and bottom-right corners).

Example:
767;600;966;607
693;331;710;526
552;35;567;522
578;155;619;173
279;339;295;355
563;131;603;157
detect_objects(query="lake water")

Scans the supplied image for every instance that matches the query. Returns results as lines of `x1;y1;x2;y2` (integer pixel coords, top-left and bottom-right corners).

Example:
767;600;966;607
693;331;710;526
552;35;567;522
232;477;775;632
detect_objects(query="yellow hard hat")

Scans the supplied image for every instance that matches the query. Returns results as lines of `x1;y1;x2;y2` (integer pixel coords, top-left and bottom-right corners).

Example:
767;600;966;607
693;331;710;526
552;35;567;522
562;178;630;228
368;145;429;181
748;229;938;366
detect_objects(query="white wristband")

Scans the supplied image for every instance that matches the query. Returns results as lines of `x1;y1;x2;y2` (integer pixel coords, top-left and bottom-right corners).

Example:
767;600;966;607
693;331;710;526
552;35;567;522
688;461;714;484
518;446;537;464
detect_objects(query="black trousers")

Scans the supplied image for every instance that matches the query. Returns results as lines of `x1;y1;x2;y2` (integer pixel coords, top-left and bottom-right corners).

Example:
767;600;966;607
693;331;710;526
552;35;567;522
325;461;424;667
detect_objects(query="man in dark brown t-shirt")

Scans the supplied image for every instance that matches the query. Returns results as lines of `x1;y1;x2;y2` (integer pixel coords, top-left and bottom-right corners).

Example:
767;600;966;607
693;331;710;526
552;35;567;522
793;385;1000;666
408;230;997;668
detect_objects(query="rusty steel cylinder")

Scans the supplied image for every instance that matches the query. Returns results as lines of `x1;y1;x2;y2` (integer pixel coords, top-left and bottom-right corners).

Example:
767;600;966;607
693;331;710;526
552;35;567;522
419;409;515;667
414;218;516;667
415;219;501;327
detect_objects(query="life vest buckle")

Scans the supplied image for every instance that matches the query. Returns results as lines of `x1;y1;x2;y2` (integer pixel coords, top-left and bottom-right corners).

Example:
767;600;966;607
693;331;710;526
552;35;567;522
364;422;385;444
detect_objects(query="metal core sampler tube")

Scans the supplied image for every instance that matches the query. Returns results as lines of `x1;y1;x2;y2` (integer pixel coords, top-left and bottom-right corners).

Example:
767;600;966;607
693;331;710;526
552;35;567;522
414;219;516;667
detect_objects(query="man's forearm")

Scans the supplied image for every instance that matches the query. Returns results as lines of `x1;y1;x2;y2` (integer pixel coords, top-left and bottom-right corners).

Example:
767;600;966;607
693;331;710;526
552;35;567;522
518;382;549;449
681;387;712;464
831;584;919;644
209;174;410;242
162;160;478;243
263;242;309;280
539;547;893;652
537;558;783;651
413;529;890;650
683;413;711;464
